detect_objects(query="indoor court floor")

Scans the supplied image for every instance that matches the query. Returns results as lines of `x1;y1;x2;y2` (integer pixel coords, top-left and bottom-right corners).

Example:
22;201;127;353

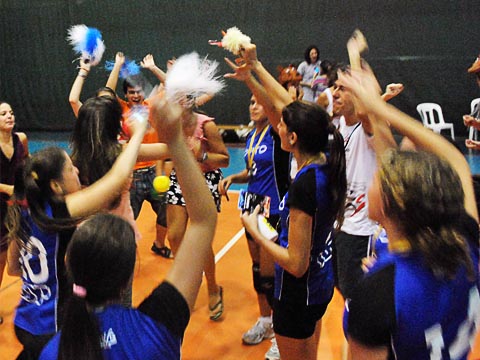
1;138;480;359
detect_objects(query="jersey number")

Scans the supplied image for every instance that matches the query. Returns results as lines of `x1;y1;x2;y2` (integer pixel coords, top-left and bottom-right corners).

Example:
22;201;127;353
425;286;480;359
20;236;49;284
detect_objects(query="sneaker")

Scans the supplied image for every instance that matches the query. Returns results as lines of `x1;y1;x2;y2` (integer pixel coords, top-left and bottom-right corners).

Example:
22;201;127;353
265;338;280;360
242;320;274;345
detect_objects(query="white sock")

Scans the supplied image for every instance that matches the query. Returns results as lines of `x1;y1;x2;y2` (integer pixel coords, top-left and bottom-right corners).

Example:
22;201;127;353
258;316;272;327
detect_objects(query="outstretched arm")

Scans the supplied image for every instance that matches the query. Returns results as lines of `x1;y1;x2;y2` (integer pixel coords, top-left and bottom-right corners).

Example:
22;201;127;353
150;96;217;310
64;116;147;218
105;52;125;91
346;31;396;152
141;54;167;84
381;83;404;102
69;59;91;118
338;68;478;221
224;57;281;130
244;44;294;114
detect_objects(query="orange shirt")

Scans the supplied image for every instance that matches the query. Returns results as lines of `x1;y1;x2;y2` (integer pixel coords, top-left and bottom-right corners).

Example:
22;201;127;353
118;98;159;170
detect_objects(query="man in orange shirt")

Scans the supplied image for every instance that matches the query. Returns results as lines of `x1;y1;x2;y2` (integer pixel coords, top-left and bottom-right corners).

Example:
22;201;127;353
108;53;172;258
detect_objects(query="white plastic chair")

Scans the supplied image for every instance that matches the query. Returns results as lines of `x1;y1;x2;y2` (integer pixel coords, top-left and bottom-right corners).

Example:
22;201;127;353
468;98;480;141
416;103;455;140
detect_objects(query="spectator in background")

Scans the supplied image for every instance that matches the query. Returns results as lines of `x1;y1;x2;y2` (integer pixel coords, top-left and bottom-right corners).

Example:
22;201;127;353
298;45;322;103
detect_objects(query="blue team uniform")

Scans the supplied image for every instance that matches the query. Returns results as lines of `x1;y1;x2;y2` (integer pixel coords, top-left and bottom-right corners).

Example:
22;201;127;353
40;282;190;360
275;163;335;305
244;125;290;216
15;202;73;337
345;215;480;359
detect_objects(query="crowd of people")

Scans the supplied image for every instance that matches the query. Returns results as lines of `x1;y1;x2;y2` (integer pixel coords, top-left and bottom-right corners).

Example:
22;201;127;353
0;28;479;360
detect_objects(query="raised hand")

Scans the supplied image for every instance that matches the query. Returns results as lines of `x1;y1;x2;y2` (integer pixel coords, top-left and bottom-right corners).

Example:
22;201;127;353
347;29;369;70
337;65;383;113
141;54;156;70
124;108;148;137
149;95;184;143
79;58;91;72
115;52;125;66
224;57;252;82
382;83;404;101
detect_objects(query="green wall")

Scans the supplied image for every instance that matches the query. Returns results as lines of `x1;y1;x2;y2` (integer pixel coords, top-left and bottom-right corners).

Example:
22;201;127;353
1;0;479;135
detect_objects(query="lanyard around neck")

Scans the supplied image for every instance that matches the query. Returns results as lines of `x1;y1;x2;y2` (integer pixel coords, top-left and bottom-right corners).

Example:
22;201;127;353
247;125;269;169
343;122;361;150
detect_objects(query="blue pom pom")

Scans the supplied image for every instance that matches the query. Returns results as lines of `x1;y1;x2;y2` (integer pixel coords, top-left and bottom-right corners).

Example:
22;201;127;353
122;60;141;78
104;58;141;79
104;60;115;72
85;27;102;55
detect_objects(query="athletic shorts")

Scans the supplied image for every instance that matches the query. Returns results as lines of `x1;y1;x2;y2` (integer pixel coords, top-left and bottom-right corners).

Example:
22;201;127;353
334;231;370;299
272;292;332;339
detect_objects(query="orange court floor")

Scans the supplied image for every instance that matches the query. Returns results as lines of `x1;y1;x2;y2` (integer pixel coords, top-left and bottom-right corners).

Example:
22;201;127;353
1;191;480;359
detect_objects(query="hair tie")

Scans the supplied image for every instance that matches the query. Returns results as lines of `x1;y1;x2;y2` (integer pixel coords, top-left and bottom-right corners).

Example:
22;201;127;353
73;283;87;298
31;171;39;181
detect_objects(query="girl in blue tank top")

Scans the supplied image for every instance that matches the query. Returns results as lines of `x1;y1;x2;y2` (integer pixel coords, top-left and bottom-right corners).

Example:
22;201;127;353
339;62;480;360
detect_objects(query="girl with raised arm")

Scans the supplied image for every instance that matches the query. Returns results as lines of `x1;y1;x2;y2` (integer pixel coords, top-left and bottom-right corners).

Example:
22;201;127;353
338;65;479;360
6;114;146;358
227;43;347;360
39;96;217;360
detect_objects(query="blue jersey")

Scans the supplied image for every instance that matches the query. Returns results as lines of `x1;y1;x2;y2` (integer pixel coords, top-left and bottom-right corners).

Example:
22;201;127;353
15;202;72;336
345;215;480;359
41;282;190;360
244;126;290;216
275;163;335;305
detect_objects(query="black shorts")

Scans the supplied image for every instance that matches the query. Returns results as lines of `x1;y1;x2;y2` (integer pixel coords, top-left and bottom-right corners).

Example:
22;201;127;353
272;293;332;339
334;231;370;299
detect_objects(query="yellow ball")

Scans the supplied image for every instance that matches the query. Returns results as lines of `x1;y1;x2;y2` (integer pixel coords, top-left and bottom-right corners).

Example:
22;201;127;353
153;175;170;193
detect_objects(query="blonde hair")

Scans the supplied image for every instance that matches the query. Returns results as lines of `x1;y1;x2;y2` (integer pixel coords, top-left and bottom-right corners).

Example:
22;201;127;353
378;149;474;279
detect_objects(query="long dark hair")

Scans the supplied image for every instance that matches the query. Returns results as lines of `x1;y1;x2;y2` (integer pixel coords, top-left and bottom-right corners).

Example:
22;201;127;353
6;147;81;247
303;45;319;64
70;96;122;186
282;101;346;228
379;150;474;279
59;214;136;360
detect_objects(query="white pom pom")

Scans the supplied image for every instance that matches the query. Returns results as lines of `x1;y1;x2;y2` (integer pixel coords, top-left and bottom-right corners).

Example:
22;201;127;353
165;52;225;107
221;27;251;55
90;38;105;66
67;25;89;53
67;24;105;66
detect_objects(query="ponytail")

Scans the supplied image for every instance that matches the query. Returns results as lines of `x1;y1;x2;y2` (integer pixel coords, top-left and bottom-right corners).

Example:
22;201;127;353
327;126;347;230
59;294;103;360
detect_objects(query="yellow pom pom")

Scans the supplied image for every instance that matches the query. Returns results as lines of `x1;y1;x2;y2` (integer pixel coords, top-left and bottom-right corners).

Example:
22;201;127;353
153;176;170;193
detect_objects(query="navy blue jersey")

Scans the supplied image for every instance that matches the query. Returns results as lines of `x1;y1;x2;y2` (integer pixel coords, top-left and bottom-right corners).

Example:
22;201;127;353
244;126;290;216
275;163;335;305
15;202;73;336
345;215;480;359
40;282;190;360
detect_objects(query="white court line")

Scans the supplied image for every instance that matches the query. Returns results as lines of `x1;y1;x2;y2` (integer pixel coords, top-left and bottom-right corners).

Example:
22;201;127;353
214;189;244;263
215;228;245;263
